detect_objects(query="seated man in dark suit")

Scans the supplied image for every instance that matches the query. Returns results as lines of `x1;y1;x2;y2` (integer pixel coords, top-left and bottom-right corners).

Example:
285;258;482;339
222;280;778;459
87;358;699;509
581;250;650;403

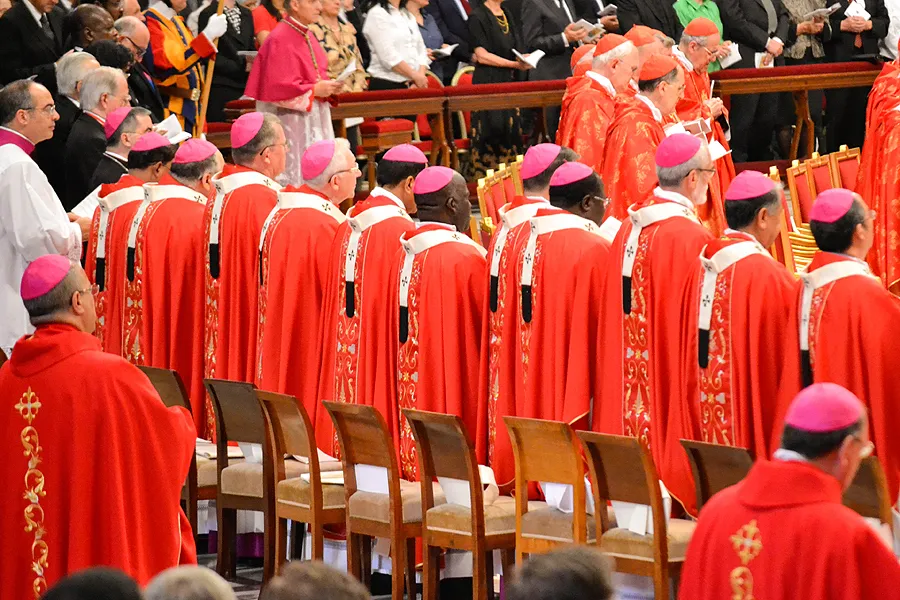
62;3;118;51
617;0;682;39
64;66;131;210
32;51;100;197
89;106;153;189
425;0;473;83
115;15;166;122
197;0;254;122
0;0;65;94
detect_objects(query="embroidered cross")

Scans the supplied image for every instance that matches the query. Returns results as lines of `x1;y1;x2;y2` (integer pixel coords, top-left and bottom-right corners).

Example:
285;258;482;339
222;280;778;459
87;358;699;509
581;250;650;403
701;295;711;308
524;254;532;265
347;249;356;261
401;276;409;287
15;388;41;425
626;246;636;259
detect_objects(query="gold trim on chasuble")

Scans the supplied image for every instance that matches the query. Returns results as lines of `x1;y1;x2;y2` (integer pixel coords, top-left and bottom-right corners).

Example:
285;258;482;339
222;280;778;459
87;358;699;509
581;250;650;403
729;519;763;600
486;234;515;464
123;202;163;368
397;254;424;481
16;387;48;599
806;284;831;375
622;226;653;444
256;209;290;386
698;269;736;446
87;210;109;349
203;200;223;440
518;240;545;388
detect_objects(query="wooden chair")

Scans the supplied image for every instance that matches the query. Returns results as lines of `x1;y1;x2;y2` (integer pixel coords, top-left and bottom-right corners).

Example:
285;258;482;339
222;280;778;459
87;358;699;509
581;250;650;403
806;152;837;195
680;440;753;512
412;71;451;166
786;159;817;224
507;154;525;198
503;416;591;564
767;167;796;272
789;223;818;273
830;145;861;190
843;455;893;530
449;66;475;171
324;402;441;600
477;168;507;225
579;432;695;600
257;390;345;573
359;119;416;190
404;409;515;600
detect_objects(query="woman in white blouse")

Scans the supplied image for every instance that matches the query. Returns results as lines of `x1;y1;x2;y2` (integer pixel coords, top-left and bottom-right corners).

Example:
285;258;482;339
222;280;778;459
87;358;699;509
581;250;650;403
362;0;431;90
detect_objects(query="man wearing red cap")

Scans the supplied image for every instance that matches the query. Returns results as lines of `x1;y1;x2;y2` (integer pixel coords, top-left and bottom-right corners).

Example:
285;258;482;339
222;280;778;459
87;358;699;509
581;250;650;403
204;112;283;409
316;143;423;455
0;255;196;597
380;166;486;479
125;139;224;436
557;35;639;174
625;25;667;68
602;54;685;220
588;134;714;514
680;383;900;600
679;171;795;459
778;188;900;503
85;132;176;357
88;106;154;191
673;18;734;237
257;139;357;423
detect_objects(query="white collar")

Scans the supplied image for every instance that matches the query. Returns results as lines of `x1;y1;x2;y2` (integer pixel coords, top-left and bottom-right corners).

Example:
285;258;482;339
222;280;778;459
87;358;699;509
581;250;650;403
672;47;695;73
629;79;639;91
86;110;106;124
525;195;550;203
585;71;616;97
150;1;176;19
0;126;35;145
23;0;43;25
634;94;663;123
369;186;406;210
105;151;129;163
415;220;456;231
653;187;694;210
66;96;81;109
773;449;808;463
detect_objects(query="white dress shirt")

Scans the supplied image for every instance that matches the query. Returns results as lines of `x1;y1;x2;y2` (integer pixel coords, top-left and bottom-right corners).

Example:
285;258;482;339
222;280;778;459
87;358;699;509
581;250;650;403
0;129;82;353
882;0;900;59
585;71;616;96
23;0;43;26
363;4;430;83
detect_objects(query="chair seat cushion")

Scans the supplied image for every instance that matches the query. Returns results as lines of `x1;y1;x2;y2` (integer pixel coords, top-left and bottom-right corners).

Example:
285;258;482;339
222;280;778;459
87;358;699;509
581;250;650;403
220;459;342;498
276;476;346;511
349;480;445;524
425;496;522;536
196;456;244;488
599;518;696;561
521;502;598;543
359;119;415;135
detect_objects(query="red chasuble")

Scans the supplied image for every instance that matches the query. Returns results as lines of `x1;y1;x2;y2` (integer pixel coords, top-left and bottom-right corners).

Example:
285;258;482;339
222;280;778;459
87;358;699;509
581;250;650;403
556;74;618;176
513;208;610;429
680;232;796;459
204;165;279;407
678;460;900;600
316;189;415;455
0;324;196;598
123;175;209;437
257;185;346;423
591;190;713;514
84;174;146;356
602;96;666;220
474;196;550;488
777;252;900;501
384;224;487;480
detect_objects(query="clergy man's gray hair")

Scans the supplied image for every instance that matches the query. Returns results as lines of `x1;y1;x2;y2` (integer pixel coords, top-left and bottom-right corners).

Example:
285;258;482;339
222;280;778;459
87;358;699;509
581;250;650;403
57;51;101;98
114;15;144;38
23;261;80;326
592;40;635;68
170;152;222;186
680;33;712;50
80;66;126;112
144;566;237;600
656;145;710;188
231;113;284;166
306;138;353;190
0;80;36;126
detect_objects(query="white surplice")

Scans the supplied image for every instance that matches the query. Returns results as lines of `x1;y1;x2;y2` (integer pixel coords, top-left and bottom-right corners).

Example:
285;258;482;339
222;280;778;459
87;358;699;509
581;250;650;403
256;100;334;187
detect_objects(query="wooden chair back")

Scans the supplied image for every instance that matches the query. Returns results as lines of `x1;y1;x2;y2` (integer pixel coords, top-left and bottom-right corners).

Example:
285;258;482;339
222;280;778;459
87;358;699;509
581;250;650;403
830;145;861;190
806;152;837;194
257;390;321;481
139;366;192;412
450;66;475;138
204;379;266;481
767;168;796;272
508;155;525;197
789;223;817;273
786;159;817;223
415;71;445;140
503;417;584;487
843;455;893;528
680;440;753;512
477;169;505;225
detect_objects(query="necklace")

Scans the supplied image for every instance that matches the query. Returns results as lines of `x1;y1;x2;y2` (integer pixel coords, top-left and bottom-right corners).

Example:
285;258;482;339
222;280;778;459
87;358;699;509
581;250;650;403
495;10;509;34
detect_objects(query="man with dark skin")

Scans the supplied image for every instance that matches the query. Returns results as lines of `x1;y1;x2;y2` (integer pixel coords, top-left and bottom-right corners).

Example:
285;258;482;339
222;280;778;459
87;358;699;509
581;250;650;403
65;3;117;50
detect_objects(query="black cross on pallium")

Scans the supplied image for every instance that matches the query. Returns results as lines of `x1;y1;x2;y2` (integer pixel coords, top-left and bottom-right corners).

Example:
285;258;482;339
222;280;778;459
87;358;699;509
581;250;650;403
524;254;532;265
626;246;635;259
401;276;409;286
348;249;356;261
702;295;711;308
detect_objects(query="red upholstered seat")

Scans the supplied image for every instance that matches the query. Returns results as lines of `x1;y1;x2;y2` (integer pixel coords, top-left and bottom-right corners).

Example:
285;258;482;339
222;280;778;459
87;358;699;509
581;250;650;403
839;159;859;191
335;87;444;104
224;99;255;111
416;72;445;140
810;162;833;194
206;122;232;134
359;119;416;134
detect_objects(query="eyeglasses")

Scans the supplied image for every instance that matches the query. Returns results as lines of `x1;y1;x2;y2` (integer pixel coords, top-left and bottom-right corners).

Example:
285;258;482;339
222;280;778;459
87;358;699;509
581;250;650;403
867;209;877;221
78;284;100;296
122;36;147;60
695;167;717;176
854;437;874;459
26;104;57;116
585;194;609;208
260;140;291;154
331;164;361;179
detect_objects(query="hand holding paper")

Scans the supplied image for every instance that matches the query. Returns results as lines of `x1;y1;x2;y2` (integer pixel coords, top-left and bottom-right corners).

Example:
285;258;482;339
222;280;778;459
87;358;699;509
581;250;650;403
432;43;459;57
154;114;192;144
513;49;545;68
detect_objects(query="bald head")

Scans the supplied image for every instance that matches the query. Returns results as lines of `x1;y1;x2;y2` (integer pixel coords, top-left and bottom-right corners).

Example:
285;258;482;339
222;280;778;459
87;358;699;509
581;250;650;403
66;4;117;50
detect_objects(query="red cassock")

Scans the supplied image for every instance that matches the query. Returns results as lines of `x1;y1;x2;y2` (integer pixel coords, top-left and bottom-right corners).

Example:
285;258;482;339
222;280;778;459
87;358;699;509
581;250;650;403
602;96;666;220
474;196;550;488
84;174;146;356
122;175;209;437
0;324;196;598
678;460;900;600
257;185;346;424
591;190;713;514
680;232;796;459
777;252;900;502
316;189;415;455
382;224;487;480
673;53;735;237
513;208;611;429
556;74;618;175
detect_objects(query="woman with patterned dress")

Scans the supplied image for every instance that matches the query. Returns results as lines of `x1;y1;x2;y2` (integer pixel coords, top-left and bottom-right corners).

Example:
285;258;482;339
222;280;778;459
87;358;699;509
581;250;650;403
310;0;368;92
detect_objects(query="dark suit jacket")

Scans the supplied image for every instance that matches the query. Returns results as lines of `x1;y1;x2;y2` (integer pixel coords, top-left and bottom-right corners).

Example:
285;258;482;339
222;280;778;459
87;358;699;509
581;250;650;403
89;152;128;190
521;0;579;80
617;0;682;40
0;2;64;93
128;62;166;122
33;94;80;198
716;0;790;67
64;112;106;211
197;4;255;92
426;0;473;62
342;9;370;68
825;0;889;60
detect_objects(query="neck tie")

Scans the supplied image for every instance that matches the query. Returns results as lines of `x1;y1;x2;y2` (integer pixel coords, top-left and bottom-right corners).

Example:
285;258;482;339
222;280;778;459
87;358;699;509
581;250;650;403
459;0;471;16
40;14;54;40
759;0;777;34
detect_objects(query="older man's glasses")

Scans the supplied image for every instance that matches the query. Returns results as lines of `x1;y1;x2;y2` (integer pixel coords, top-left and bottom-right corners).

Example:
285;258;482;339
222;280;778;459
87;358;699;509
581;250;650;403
26;104;57;116
122;36;147;60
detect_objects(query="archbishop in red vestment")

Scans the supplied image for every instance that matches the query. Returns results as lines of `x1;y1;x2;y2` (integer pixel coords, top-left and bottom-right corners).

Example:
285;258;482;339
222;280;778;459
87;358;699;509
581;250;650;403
124;140;222;438
591;135;716;514
777;189;900;502
0;256;195;598
602;54;685;220
84;133;176;357
681;172;796;459
679;383;900;600
316;143;421;455
382;167;486;480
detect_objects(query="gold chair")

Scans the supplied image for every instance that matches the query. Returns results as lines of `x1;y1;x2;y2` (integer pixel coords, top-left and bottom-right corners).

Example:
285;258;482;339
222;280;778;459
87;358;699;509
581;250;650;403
830;145;861;191
786;159;817;224
680;440;753;512
767;167;797;273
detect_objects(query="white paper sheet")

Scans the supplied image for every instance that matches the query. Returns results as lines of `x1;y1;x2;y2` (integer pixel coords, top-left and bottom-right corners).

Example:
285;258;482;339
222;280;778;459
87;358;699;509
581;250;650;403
708;139;732;161
432;44;459;57
355;464;390;494
336;59;357;81
541;477;596;515
610;480;672;535
71;185;101;218
719;43;742;69
598;3;617;17
155;113;192;144
845;0;871;20
755;52;775;68
438;465;499;508
803;4;839;20
513;49;545;68
195;440;245;459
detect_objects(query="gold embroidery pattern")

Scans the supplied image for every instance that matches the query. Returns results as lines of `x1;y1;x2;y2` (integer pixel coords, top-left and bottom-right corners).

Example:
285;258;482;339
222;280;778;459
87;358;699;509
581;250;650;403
518;239;544;389
16;387;48;599
729;520;763;600
256;209;288;388
397;252;423;481
87;209;108;348
698;269;735;446
622;225;653;446
807;284;832;374
122;202;162;368
203;199;223;440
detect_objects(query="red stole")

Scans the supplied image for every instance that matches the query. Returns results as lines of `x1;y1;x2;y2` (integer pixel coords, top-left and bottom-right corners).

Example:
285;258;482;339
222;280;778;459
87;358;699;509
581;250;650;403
385;224;488;480
256;184;346;423
245;16;328;103
556;77;617;175
123;175;209;437
315;194;415;455
0;324;196;596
